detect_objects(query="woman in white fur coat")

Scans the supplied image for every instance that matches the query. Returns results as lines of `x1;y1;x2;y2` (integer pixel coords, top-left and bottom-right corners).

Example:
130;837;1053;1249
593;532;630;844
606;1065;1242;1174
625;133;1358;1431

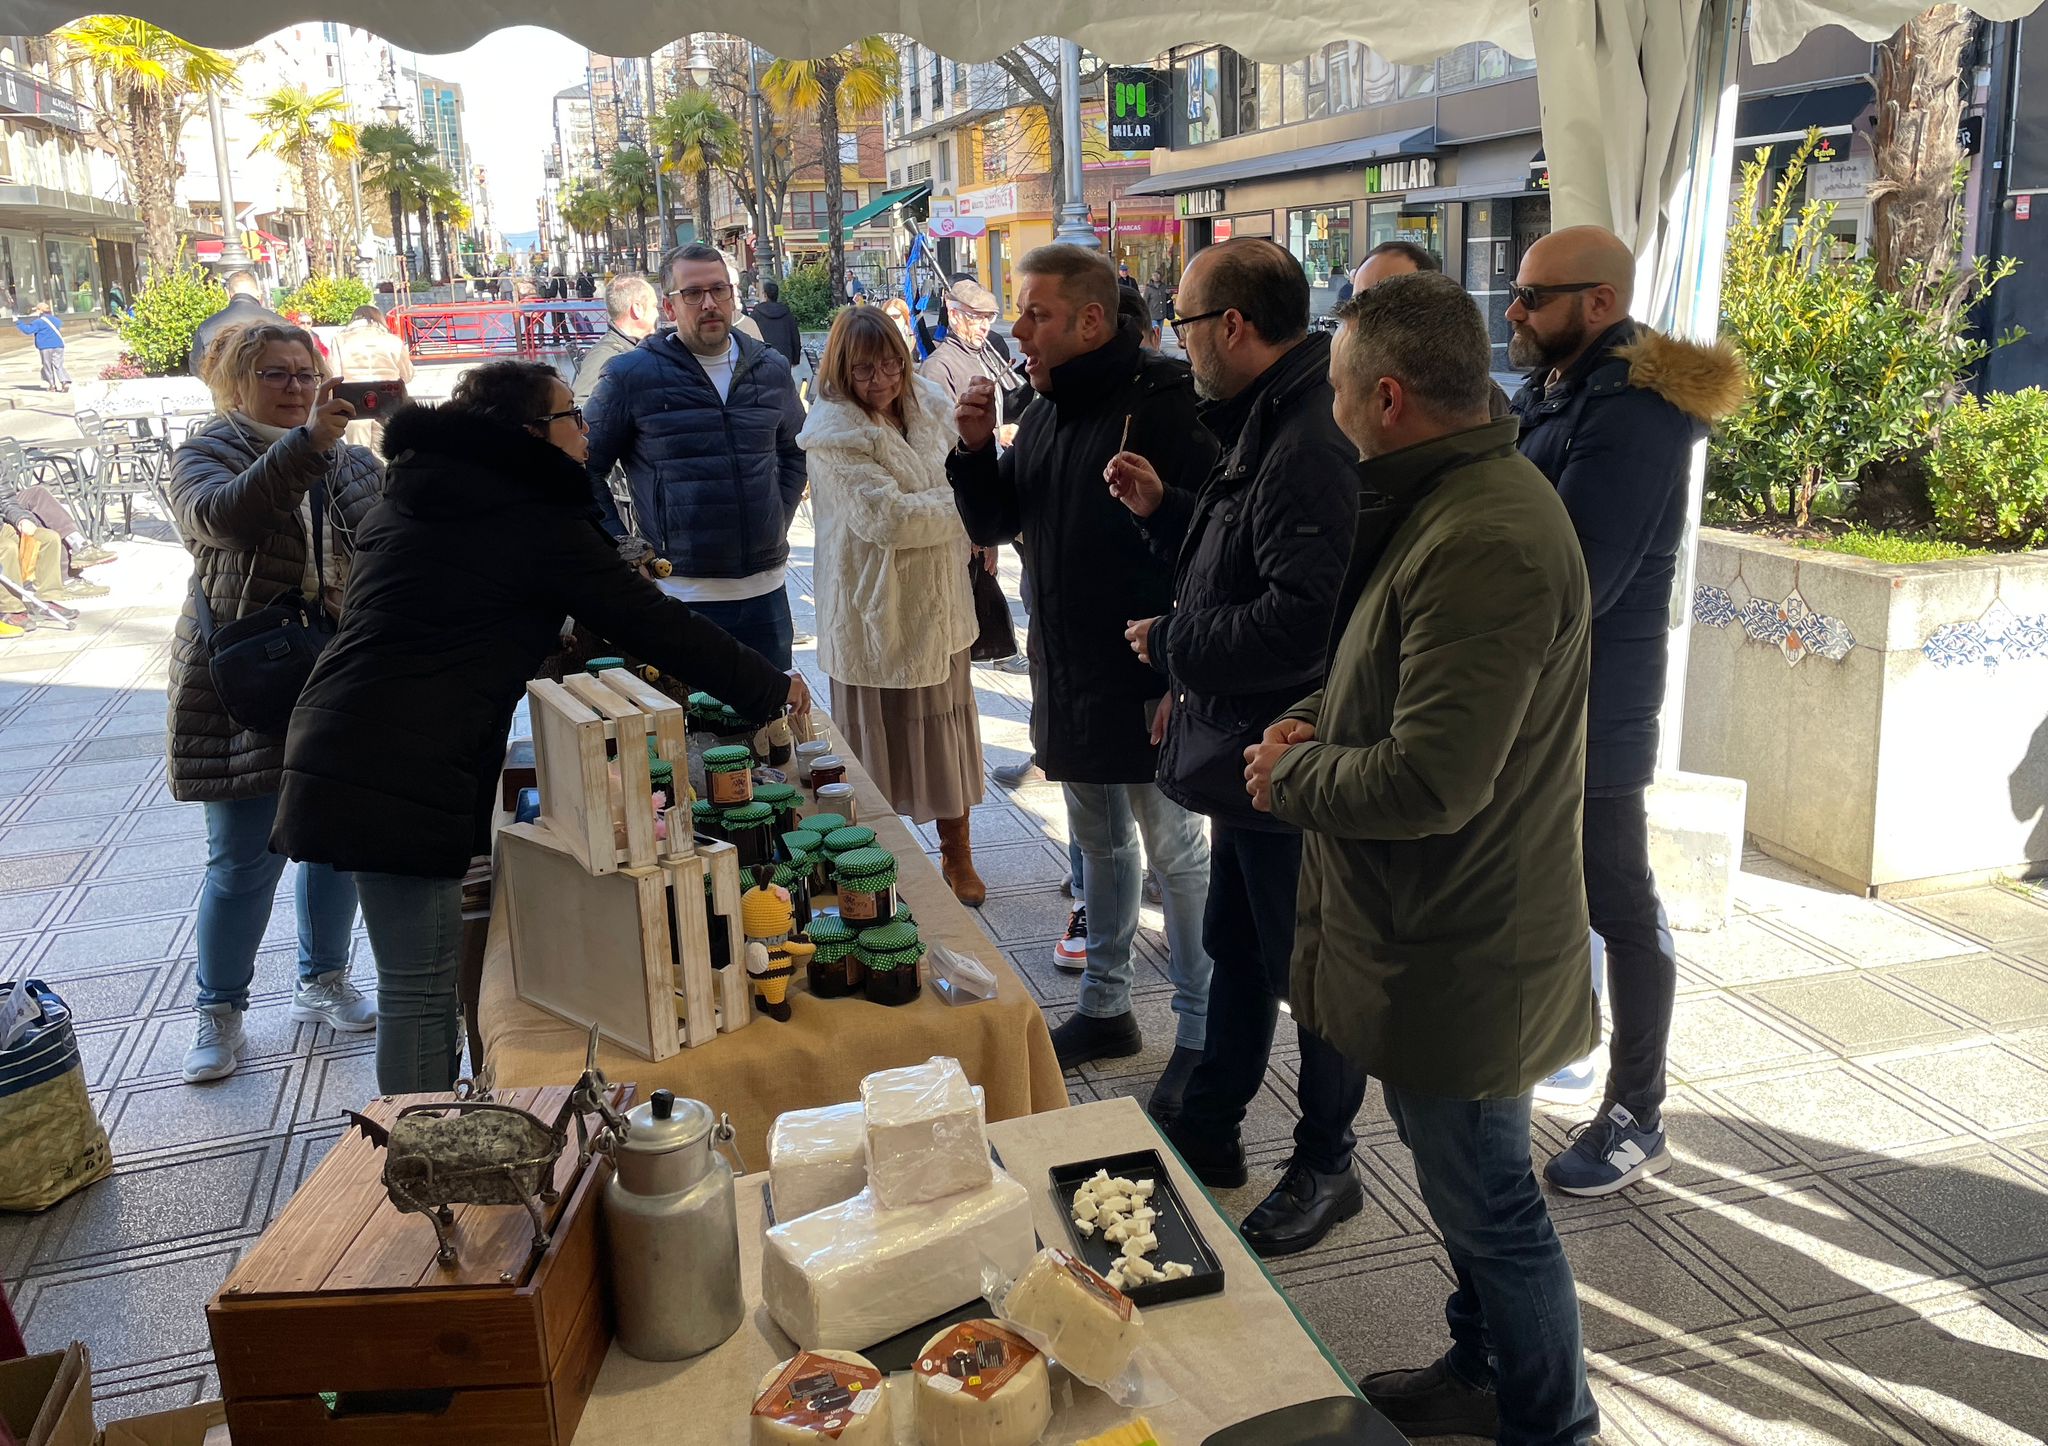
798;307;987;905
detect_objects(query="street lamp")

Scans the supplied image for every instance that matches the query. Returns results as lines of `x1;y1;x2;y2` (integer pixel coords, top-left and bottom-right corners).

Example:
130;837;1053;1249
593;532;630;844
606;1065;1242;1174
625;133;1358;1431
746;44;781;280
642;56;669;255
205;88;253;274
1051;40;1099;248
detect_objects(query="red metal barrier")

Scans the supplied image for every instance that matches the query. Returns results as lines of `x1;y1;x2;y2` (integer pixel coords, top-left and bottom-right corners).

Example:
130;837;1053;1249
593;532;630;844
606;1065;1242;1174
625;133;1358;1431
392;299;607;361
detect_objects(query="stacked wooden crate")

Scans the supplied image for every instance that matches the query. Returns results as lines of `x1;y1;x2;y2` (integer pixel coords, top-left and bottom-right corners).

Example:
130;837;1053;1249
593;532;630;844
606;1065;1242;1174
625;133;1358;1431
498;672;753;1061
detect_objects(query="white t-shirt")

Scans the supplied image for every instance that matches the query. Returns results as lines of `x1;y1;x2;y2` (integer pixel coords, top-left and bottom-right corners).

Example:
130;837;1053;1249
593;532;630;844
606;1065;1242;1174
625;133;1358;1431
692;335;739;403
665;335;781;601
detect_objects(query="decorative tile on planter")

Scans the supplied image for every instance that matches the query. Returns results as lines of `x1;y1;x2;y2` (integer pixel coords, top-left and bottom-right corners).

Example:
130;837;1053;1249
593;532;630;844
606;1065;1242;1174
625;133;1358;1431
1739;596;1791;647
1693;585;1737;628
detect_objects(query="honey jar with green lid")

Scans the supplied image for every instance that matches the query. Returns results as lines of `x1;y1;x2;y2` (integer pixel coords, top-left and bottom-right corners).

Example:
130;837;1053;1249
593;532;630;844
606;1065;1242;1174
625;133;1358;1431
833;847;898;926
806;915;863;997
721;801;776;869
703;744;755;806
857;921;923;1006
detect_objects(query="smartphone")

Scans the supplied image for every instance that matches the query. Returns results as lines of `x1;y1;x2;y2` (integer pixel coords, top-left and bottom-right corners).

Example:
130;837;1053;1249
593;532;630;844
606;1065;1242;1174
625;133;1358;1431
331;380;408;416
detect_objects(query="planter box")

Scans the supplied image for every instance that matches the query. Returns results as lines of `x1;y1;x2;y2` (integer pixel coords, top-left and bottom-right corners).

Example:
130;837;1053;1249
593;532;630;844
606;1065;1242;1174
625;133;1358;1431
70;374;211;419
1681;527;2048;894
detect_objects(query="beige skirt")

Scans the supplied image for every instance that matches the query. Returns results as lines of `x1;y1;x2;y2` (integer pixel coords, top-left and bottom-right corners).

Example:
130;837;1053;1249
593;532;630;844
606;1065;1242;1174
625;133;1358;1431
831;650;985;825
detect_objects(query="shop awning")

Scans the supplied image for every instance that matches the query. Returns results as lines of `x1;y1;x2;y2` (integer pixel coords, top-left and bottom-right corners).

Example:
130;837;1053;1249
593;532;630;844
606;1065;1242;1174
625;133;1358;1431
840;181;930;237
1733;81;1873;146
1122;126;1436;198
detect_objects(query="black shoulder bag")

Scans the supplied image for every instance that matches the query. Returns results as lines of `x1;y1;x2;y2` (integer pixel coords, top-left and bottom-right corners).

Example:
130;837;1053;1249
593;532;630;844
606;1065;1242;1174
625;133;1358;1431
188;471;337;735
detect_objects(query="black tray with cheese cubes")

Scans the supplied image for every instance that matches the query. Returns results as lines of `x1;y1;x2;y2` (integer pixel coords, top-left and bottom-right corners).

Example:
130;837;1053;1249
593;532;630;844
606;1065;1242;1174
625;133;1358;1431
1048;1150;1225;1306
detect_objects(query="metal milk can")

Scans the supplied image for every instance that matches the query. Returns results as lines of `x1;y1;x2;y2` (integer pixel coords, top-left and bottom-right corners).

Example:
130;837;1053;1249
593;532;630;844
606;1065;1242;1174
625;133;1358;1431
603;1088;745;1360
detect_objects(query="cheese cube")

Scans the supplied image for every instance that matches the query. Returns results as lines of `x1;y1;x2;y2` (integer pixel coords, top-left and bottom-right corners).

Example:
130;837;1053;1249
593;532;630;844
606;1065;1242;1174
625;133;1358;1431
1131;1180;1156;1199
912;1319;1052;1446
1000;1247;1145;1386
764;1169;1035;1351
861;1057;993;1208
769;1103;868;1222
752;1349;893;1444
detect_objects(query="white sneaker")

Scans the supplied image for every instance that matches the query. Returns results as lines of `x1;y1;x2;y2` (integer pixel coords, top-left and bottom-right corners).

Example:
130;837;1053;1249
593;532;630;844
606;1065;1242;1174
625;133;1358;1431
183;1004;246;1083
289;970;378;1032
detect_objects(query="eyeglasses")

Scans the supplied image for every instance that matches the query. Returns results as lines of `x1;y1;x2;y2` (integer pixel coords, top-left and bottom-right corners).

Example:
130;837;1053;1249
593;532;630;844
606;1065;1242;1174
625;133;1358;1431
255;368;321;391
1168;309;1228;340
666;282;733;308
851;357;905;382
535;406;586;428
1507;282;1603;312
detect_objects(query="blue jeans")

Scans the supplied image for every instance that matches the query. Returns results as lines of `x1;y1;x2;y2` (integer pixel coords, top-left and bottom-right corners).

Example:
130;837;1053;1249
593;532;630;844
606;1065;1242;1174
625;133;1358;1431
1068;839;1084;895
355;872;464;1094
688;586;794;671
1382;1084;1600;1446
1062;781;1212;1048
196;794;357;1011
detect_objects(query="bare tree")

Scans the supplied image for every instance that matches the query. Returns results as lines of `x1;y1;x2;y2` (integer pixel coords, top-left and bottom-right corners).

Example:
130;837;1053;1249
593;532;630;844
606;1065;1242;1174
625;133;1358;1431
973;41;1108;212
1870;5;1973;310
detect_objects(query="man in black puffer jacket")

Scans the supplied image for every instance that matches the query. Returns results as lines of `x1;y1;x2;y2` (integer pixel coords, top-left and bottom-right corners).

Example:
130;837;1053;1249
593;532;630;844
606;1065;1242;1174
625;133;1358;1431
950;243;1219;1085
585;242;807;667
748;280;804;365
1105;239;1368;1259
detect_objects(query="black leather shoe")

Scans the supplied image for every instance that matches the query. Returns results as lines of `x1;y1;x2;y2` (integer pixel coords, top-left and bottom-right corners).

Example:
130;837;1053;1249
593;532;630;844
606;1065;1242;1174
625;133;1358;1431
1049;1010;1142;1070
1152;1111;1249;1190
1359;1356;1500;1439
1240;1159;1364;1258
1146;1044;1204;1124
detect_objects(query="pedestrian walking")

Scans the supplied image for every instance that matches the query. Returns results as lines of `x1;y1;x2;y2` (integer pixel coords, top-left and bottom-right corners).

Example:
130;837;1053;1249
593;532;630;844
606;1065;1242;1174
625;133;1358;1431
13;304;69;392
1105;238;1369;1257
949;242;1218;1090
749;279;804;366
1245;272;1598;1445
1507;225;1745;1195
584;243;808;667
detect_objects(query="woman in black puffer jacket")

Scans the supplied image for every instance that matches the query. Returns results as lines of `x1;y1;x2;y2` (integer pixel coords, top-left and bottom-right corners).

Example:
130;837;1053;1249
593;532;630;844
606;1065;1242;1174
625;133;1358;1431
273;360;809;1093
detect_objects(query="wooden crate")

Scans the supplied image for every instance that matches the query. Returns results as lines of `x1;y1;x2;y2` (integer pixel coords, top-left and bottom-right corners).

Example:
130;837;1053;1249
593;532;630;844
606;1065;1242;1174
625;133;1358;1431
498;825;752;1061
208;1085;627;1446
525;674;686;876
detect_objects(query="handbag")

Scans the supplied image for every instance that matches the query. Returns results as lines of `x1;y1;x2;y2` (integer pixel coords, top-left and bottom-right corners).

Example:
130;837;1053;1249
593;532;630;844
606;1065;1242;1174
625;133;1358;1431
189;473;337;735
968;552;1018;662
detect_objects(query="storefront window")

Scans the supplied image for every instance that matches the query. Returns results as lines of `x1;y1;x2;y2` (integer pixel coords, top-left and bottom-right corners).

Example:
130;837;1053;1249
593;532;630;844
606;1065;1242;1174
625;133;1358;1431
1287;205;1353;318
0;231;44;318
43;234;99;314
1367;200;1447;266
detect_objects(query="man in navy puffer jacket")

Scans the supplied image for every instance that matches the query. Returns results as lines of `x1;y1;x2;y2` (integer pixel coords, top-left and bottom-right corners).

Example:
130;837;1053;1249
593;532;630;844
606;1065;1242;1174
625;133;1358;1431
585;243;808;668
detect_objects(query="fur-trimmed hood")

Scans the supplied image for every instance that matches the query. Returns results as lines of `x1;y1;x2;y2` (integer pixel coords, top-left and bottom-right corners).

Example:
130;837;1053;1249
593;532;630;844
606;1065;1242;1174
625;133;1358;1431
1615;328;1748;424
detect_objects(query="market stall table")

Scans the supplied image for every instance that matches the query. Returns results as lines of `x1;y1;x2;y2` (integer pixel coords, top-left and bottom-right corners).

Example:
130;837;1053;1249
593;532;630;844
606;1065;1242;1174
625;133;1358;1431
477;718;1069;1170
575;1096;1370;1445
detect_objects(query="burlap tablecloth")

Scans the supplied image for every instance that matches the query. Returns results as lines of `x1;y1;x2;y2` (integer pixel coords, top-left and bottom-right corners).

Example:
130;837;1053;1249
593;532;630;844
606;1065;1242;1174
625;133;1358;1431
478;717;1069;1171
575;1096;1362;1445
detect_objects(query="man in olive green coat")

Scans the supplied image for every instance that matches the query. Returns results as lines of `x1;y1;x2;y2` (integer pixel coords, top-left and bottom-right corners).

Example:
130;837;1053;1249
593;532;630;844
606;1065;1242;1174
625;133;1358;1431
1244;272;1599;1446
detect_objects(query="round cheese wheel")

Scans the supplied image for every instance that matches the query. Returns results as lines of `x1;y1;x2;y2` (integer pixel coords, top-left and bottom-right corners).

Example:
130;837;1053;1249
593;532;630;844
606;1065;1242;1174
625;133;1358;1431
913;1319;1053;1446
752;1349;893;1444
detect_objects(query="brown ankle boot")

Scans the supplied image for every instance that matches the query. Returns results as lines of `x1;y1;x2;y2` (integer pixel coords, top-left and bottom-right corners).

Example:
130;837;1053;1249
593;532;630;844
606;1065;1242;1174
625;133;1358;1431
937;815;987;908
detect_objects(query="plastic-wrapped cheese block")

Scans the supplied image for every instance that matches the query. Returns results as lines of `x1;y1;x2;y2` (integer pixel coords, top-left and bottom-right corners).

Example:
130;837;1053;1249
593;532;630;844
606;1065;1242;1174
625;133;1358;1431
769;1089;988;1223
913;1319;1053;1446
1002;1247;1145;1386
763;1168;1035;1350
861;1056;993;1208
751;1349;893;1444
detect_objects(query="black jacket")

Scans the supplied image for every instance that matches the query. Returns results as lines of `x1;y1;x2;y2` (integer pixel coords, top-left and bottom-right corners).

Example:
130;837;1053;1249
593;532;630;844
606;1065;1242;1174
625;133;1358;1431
189;294;287;376
583;328;807;578
273;405;791;878
1513;321;1744;796
750;300;804;364
1140;334;1361;830
948;320;1218;784
572;325;642;404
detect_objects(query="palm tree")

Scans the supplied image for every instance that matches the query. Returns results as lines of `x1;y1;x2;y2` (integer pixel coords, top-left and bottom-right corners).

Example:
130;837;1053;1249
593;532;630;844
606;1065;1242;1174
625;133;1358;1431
607;146;658;270
435;193;472;285
359;122;433;279
1871;5;1972;314
560;183;612;270
252;85;358;279
653;89;742;248
413;161;458;289
55;17;235;280
763;38;896;304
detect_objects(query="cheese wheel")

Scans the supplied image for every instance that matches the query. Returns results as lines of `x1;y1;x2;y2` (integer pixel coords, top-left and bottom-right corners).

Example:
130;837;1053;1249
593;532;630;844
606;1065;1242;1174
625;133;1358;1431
751;1349;893;1444
1002;1247;1145;1387
913;1320;1052;1446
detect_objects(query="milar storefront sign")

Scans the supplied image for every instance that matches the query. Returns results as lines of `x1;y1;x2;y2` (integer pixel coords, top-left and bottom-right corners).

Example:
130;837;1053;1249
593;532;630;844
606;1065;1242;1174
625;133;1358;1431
1177;188;1226;218
1361;157;1437;193
1106;67;1166;152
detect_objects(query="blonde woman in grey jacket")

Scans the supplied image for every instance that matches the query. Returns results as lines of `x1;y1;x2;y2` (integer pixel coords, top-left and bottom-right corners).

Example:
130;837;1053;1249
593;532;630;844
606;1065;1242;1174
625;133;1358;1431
167;322;382;1084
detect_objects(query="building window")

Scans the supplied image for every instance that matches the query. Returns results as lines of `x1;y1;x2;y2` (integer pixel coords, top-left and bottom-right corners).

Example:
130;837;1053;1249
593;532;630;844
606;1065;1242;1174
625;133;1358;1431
954;61;968;97
1286;205;1352;313
908;44;922;121
929;51;943;106
937;144;951;182
1327;42;1361;116
1368;198;1446;261
890;168;902;186
909;159;932;182
1284;61;1307;124
1176;47;1248;146
321;21;339;41
786;189;859;229
1258;62;1283;130
1306;47;1329;121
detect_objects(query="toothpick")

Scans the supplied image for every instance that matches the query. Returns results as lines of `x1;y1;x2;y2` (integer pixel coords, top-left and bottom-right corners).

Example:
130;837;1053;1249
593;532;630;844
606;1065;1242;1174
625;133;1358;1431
1119;414;1132;453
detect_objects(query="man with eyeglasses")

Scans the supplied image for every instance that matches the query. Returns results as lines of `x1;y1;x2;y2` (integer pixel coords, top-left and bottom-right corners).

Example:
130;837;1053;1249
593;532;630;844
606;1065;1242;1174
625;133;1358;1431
1507;225;1745;1199
584;242;808;668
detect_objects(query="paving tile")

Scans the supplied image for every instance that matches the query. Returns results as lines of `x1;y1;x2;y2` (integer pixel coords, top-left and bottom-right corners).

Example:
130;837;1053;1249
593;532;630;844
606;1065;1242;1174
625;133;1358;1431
17;784;140;821
103;1060;302;1158
72;1018;141;1087
0;714;96;747
1655;1087;1803;1188
127;1000;307;1081
273;1127;344;1217
0;849;89;889
1708;1066;1958;1164
121;805;206;841
1850;1150;2048;1277
0;887;64;932
0;815;116;857
1874;1044;2048;1135
1817;1301;2048;1445
1676;918;1851;986
0;741;68;771
1271;1257;1456;1379
1892;954;2048;1030
1601;1337;1905;1446
1743;972;1970;1055
91;1373;213;1426
967;839;1075;893
17;1247;238;1372
1772;899;1980;968
1666;996;1826;1080
1903;888;2048;945
1560;1218;1752;1353
30;915;185;975
42;758;160;792
978;887;1082;945
93;837;209;878
1091;1072;1304;1154
26;963;175;1023
1666;1182;1951;1316
297;1047;382;1125
0;768;45;798
65;731;166;762
63;873;203;924
33;1144;278;1267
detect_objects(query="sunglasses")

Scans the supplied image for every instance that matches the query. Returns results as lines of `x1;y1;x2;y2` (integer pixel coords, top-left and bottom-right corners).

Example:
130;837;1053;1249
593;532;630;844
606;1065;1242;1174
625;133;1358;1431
535;406;586;428
1507;281;1603;312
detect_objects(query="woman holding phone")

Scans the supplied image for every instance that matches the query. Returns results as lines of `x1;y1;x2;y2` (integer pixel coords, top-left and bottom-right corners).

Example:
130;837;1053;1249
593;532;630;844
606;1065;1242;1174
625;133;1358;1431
168;322;383;1085
273;361;809;1093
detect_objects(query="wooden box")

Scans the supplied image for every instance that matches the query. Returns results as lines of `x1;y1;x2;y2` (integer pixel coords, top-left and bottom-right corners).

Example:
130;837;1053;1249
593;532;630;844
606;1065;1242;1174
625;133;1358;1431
208;1085;628;1446
526;673;686;876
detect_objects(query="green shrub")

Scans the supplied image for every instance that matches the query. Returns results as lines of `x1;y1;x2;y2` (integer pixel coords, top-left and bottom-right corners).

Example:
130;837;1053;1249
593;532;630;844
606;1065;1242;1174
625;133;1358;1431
115;262;226;376
1925;389;2048;547
1799;529;1986;563
282;274;375;325
781;264;837;331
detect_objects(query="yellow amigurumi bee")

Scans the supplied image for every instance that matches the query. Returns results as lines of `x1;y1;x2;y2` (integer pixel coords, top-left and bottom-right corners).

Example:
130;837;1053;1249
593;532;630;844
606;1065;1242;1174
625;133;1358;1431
741;877;815;1022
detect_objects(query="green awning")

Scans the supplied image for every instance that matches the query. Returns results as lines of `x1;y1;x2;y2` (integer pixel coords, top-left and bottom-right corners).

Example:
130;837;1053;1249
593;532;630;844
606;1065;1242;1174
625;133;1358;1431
841;181;930;237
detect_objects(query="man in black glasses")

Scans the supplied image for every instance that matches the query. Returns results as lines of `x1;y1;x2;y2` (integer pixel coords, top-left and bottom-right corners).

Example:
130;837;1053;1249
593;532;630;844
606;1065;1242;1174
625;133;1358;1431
585;242;807;667
1508;225;1745;1199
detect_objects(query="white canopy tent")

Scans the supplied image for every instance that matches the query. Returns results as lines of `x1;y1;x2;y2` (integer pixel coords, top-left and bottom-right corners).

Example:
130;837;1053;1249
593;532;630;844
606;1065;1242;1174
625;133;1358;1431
8;0;2045;756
